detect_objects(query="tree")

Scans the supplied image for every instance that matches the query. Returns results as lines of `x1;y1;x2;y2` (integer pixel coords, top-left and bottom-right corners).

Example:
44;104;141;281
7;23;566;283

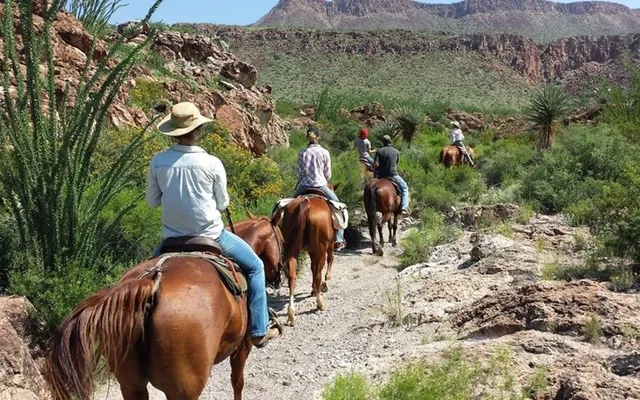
525;85;572;150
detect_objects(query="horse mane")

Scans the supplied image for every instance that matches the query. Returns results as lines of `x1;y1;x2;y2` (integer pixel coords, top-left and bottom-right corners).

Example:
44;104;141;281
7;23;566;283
45;277;156;400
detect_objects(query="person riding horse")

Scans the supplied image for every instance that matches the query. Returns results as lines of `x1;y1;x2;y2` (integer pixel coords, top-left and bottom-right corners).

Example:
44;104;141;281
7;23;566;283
373;135;410;216
294;126;346;252
450;121;475;166
146;102;281;348
354;127;375;172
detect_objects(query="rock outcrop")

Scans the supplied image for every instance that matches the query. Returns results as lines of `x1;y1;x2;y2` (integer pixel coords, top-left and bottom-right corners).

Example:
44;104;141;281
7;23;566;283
0;297;48;400
0;6;288;155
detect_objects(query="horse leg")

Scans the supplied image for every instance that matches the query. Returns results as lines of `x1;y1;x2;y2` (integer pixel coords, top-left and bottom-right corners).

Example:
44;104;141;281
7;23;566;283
392;212;399;247
230;338;252;400
285;255;298;326
387;216;393;244
322;244;334;293
114;345;149;400
309;248;327;311
120;386;149;400
378;215;386;247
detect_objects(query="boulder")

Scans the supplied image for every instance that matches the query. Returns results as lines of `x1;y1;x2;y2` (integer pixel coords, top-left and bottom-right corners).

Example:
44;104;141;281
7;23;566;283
221;61;258;88
0;297;48;400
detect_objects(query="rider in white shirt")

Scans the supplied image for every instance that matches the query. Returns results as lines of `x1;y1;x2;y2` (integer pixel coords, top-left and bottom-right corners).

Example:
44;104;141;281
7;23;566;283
449;121;474;166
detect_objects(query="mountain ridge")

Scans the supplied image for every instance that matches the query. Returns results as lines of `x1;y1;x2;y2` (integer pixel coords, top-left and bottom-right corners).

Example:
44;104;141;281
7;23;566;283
254;0;640;42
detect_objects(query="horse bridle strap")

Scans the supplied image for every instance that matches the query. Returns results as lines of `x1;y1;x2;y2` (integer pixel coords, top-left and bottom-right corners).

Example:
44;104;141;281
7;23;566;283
269;222;285;271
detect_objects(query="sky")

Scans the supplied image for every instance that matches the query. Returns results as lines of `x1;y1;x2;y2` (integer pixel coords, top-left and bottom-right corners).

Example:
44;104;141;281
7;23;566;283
110;0;640;26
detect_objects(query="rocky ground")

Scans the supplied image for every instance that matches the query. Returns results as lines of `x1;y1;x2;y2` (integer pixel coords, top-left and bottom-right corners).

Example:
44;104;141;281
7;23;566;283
92;206;640;399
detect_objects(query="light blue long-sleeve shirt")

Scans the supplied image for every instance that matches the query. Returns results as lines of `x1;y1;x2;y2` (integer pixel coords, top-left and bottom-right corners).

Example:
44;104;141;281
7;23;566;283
146;144;230;240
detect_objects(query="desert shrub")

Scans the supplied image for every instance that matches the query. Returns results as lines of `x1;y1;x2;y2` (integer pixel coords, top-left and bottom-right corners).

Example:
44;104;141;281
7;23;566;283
323;372;370;400
66;0;126;35
400;208;460;269
128;79;170;116
392;107;422;146
8;256;126;331
325;120;362;154
524;84;572;150
520;124;638;214
587;162;640;265
331;151;365;211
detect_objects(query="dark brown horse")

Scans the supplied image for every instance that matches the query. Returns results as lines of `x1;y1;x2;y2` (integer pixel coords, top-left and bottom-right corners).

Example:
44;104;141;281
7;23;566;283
233;211;284;289
45;255;252;400
439;145;476;168
273;184;340;326
364;178;401;256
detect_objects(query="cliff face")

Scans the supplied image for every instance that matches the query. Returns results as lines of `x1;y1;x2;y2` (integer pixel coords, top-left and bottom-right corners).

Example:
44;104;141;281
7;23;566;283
211;26;640;84
255;0;640;42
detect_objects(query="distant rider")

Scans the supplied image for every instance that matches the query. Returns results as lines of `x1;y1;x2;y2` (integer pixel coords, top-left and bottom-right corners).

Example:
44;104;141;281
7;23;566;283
354;127;375;171
450;121;474;166
373;135;410;216
146;102;281;348
293;126;346;251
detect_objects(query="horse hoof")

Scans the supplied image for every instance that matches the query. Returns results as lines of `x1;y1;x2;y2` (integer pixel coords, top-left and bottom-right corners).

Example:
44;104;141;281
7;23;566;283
392;242;398;248
321;282;328;293
376;249;384;257
287;309;296;326
317;302;326;311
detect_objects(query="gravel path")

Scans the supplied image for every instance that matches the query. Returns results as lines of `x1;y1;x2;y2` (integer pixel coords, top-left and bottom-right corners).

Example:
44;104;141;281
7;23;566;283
97;228;420;400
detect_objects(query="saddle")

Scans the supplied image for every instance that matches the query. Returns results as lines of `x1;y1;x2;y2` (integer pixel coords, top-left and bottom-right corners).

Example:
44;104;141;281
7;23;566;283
154;236;247;297
272;195;349;230
379;177;401;196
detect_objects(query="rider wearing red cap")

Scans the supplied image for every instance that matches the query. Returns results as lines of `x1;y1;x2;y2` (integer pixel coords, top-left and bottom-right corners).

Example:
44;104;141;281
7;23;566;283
354;128;375;170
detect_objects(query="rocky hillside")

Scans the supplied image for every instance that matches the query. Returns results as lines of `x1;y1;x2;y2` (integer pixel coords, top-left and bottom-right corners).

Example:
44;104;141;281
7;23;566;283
0;5;288;155
255;0;640;43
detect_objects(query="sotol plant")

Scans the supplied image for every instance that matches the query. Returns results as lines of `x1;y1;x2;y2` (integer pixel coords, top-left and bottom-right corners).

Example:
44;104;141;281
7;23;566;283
525;85;572;150
0;0;163;273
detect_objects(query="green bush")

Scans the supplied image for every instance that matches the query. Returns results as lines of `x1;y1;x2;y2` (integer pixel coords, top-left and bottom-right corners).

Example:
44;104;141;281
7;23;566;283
323;372;371;400
520;124;638;213
128;78;170;116
400;208;460;269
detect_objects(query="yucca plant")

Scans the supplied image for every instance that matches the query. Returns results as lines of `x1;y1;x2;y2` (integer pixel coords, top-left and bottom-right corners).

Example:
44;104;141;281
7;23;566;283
525;85;572;150
66;0;127;36
371;121;398;148
0;0;163;273
392;107;422;147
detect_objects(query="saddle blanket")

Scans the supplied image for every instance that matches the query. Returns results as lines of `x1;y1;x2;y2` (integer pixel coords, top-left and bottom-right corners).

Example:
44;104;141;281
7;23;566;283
272;197;349;230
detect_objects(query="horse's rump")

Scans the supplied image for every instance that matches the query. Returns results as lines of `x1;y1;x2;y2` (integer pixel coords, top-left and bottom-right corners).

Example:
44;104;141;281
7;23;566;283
46;256;248;400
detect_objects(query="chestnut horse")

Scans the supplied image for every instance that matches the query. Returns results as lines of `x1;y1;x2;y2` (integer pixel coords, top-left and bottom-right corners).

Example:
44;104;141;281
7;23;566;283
233;211;284;289
439;145;476;168
45;256;252;400
45;223;282;400
273;184;340;326
364;178;401;256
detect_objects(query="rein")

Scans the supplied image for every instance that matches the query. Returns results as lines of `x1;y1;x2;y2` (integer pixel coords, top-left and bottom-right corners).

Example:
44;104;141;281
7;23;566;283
263;217;285;272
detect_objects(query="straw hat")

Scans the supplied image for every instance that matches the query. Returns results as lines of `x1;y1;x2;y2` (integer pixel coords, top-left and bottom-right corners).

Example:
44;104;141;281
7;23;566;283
450;121;461;128
157;102;213;137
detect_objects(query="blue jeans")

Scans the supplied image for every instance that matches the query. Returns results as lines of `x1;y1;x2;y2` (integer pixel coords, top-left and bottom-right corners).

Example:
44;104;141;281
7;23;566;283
152;230;268;337
360;154;374;168
391;175;410;211
453;140;474;163
294;184;345;243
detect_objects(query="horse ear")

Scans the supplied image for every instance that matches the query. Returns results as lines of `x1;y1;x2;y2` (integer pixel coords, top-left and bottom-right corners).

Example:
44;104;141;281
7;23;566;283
247;211;257;219
333;182;340;192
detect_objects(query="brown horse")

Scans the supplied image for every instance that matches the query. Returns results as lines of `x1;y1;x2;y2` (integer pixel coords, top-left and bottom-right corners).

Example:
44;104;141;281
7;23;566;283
273;184;340;326
364;178;401;256
232;211;284;289
439;145;476;168
45;255;252;400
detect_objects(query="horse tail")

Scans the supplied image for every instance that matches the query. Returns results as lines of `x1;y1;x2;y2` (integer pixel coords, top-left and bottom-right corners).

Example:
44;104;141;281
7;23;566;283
284;199;311;257
439;147;446;165
45;277;156;400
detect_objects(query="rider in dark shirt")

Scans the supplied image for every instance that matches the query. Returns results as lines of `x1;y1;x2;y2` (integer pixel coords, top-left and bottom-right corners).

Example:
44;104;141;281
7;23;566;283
373;135;410;215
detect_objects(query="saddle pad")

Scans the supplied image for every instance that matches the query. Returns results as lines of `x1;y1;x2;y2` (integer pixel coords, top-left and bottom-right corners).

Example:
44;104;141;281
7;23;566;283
272;197;349;230
154;253;247;297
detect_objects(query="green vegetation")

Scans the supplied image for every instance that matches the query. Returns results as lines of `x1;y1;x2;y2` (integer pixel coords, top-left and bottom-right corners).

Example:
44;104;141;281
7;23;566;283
583;314;603;344
235;49;533;111
322;346;548;400
66;0;126;36
525;85;572;150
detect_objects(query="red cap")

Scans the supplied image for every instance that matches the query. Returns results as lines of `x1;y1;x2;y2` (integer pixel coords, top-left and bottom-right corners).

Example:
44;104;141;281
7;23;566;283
359;128;369;139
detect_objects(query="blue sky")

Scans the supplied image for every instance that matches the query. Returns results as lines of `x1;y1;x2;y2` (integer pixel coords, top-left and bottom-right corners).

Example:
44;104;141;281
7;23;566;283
110;0;640;26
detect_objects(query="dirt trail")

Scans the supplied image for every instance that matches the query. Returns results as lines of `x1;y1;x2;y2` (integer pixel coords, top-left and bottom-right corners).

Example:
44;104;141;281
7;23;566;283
97;228;419;400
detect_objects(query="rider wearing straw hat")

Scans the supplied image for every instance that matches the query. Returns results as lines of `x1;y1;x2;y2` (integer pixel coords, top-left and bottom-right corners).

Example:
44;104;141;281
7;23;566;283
146;102;281;348
449;120;474;166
